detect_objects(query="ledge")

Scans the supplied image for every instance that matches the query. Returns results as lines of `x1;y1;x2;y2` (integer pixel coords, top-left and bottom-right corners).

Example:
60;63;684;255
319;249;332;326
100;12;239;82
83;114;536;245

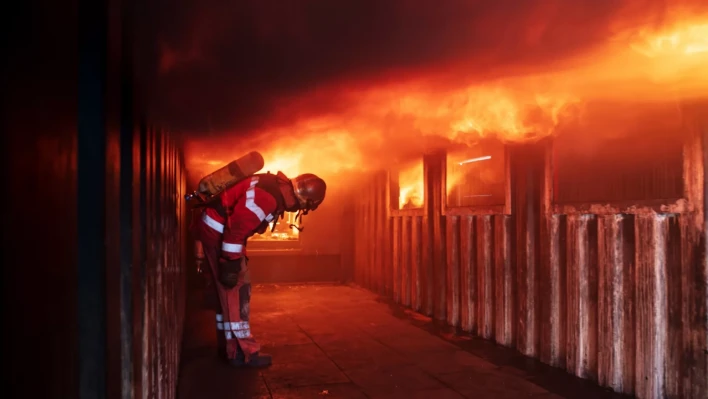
390;208;424;217
551;198;694;216
443;205;508;216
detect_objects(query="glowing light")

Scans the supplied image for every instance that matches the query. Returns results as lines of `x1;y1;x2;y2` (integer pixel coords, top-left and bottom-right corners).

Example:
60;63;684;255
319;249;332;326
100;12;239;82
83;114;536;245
253;212;301;241
631;23;708;58
398;161;424;209
459;155;492;165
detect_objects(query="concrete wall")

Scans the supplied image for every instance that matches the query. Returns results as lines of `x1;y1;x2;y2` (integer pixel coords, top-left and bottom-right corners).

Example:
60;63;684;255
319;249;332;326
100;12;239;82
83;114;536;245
349;114;707;398
2;1;187;398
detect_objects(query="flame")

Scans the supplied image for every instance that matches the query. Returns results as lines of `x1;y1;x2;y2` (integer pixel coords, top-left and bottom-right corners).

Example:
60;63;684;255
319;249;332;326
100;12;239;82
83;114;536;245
398;160;424;209
187;13;708;183
253;212;301;241
186;126;364;183
385;85;580;143
632;23;708;57
256;125;365;177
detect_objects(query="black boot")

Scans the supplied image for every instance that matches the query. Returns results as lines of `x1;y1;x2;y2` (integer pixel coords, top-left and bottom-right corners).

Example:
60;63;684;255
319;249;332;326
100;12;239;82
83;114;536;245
229;347;272;368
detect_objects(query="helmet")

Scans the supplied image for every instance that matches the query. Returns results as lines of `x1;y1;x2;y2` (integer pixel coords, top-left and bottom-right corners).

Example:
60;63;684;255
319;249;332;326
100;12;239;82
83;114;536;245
290;173;327;212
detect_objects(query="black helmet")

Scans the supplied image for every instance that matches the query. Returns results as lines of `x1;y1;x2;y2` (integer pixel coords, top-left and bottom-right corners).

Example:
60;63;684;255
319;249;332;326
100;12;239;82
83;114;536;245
290;173;326;211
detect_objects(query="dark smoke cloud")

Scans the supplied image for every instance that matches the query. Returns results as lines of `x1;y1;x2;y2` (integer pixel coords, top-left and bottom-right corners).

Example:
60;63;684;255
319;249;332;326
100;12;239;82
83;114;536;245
150;0;695;136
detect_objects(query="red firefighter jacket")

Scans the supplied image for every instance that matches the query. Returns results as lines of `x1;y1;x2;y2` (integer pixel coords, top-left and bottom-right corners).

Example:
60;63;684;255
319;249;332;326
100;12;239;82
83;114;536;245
192;174;285;260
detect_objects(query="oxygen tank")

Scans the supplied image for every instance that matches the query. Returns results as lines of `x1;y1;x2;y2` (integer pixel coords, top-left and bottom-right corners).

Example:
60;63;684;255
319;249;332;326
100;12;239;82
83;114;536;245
185;151;265;202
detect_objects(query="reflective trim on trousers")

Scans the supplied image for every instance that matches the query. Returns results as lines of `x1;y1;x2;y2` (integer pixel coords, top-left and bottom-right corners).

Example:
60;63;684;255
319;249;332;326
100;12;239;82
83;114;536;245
216;320;249;330
219;320;252;339
225;329;252;339
222;242;243;253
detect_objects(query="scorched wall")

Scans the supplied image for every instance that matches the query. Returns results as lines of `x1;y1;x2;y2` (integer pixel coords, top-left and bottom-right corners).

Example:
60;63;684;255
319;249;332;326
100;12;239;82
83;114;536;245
350;117;707;399
2;0;188;398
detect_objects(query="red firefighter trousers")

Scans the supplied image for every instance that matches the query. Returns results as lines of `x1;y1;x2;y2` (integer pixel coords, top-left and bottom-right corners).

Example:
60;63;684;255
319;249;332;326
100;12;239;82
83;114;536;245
203;242;260;361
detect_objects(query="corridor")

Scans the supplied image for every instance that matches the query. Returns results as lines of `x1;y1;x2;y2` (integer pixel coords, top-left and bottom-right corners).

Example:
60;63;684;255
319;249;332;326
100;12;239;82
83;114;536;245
5;0;708;398
178;285;625;399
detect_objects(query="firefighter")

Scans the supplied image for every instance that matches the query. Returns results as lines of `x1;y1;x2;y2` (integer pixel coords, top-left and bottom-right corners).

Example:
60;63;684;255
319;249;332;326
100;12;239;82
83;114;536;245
191;171;327;367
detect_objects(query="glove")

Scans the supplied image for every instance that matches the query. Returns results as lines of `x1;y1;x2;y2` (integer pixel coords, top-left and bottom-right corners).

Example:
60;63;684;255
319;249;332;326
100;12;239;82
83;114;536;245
255;222;269;234
218;257;242;288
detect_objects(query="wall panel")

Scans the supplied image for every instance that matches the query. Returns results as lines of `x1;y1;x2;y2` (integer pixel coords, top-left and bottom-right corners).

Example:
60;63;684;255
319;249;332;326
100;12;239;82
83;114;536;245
411;216;423;311
2;0;187;396
459;215;477;333
494;215;514;347
476;215;495;339
392;216;402;302
402;216;413;307
597;214;635;394
566;214;599;380
541;214;566;367
446;215;461;327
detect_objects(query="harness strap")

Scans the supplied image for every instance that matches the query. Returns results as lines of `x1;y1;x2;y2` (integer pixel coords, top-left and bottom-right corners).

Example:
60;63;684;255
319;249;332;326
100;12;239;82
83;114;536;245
254;173;289;233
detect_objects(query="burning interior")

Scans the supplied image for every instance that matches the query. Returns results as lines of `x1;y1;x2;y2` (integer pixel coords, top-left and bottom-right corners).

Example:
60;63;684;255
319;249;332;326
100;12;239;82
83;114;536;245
183;12;708;269
391;159;424;210
248;211;303;251
250;212;301;242
178;5;707;396
186;14;708;200
446;140;506;209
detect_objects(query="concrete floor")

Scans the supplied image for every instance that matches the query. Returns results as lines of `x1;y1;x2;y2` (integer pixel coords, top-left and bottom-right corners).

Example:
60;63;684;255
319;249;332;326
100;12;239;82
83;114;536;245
178;284;628;399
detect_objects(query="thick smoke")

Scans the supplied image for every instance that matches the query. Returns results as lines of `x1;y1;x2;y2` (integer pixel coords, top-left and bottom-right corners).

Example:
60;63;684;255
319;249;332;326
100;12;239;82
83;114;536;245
152;0;705;135
154;0;708;189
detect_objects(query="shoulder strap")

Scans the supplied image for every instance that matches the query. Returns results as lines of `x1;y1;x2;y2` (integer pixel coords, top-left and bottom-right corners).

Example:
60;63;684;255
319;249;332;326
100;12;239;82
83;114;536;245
253;173;290;232
254;173;287;209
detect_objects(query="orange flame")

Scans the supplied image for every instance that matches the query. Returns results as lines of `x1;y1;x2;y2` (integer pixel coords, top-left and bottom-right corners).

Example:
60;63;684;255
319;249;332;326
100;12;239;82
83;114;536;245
398;161;424;209
187;14;708;183
631;23;708;57
251;212;301;241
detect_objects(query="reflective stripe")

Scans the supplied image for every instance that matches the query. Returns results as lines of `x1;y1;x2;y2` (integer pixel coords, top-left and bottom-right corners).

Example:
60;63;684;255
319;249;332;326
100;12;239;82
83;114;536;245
224;330;251;339
232;321;251;338
216;314;223;321
233;329;251;339
245;177;267;221
202;213;224;233
265;214;274;222
222;242;243;253
218;321;249;331
222;320;252;339
224;329;251;339
229;321;250;331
